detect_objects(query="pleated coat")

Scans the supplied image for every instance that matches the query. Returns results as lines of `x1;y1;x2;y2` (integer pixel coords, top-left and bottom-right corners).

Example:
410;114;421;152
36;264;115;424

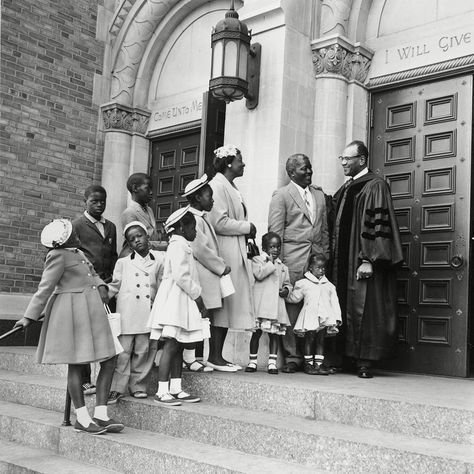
24;248;116;364
208;172;254;329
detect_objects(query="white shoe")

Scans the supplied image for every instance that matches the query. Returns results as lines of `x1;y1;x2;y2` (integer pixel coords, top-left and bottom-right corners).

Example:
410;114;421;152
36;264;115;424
205;361;238;372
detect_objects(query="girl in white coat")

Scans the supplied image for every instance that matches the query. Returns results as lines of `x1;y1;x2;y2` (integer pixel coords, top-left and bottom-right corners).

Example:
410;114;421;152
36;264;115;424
286;254;341;375
147;206;208;405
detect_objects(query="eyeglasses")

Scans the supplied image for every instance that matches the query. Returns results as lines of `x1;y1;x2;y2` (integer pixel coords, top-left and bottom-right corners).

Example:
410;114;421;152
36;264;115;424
338;155;363;162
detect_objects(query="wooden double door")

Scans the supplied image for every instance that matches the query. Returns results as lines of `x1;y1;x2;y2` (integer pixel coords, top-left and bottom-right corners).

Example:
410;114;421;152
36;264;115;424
149;93;225;235
370;75;472;376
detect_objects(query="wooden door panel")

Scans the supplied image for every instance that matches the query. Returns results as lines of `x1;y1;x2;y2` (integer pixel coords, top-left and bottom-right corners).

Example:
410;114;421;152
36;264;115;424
370;75;472;376
150;131;201;230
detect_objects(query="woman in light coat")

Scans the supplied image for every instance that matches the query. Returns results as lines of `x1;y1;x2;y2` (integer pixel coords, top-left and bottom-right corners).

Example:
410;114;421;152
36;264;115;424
207;145;257;371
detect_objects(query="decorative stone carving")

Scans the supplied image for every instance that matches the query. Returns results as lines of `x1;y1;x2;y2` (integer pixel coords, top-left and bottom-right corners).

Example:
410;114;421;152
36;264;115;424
101;103;151;136
110;0;180;106
311;35;373;84
320;0;351;37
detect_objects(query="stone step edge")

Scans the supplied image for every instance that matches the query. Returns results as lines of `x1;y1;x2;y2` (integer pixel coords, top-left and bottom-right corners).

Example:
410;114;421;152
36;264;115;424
0;348;471;414
0;438;119;474
0;367;472;447
0;369;472;464
0;400;319;474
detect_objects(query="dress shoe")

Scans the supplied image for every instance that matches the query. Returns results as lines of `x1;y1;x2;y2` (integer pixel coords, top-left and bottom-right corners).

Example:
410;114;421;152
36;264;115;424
74;420;106;435
357;366;373;378
321;364;340;374
313;364;329;375
303;362;318;375
282;362;298;373
205;361;238;372
92;417;124;433
267;363;278;375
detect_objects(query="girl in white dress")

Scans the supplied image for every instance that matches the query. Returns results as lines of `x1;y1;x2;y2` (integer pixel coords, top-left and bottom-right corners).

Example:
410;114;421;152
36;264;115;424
147;206;209;405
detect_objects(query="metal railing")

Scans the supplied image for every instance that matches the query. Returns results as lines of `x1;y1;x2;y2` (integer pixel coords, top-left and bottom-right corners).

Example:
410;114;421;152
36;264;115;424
0;320;72;426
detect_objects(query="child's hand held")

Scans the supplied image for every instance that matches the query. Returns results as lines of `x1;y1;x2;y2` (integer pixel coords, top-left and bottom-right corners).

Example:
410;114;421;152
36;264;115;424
279;287;289;298
98;285;110;304
14;317;31;329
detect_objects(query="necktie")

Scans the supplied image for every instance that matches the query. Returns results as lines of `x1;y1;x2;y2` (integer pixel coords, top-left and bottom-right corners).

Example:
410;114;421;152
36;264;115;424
95;221;105;238
304;189;314;223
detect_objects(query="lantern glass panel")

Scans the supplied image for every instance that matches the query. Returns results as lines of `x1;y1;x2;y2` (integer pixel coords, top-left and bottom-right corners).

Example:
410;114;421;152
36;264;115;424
238;43;248;80
224;40;238;76
212;41;223;78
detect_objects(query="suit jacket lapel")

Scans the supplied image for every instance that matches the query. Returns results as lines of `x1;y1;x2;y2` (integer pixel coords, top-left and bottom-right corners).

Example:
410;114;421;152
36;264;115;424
218;173;242;219
288;184;312;223
83;216;103;238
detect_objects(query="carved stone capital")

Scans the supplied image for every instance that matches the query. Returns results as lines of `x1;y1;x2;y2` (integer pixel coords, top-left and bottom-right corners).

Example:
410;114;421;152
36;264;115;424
311;35;374;84
101;103;151;136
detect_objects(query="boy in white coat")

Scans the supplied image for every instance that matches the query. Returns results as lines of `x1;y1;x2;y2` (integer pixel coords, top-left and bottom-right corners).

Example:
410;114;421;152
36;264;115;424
107;221;165;403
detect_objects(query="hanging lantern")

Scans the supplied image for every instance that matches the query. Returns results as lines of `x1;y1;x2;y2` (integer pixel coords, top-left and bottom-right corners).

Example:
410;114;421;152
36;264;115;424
209;1;261;109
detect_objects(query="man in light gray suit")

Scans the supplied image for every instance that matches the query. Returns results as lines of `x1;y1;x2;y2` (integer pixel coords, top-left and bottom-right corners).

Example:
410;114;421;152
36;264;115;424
268;154;329;372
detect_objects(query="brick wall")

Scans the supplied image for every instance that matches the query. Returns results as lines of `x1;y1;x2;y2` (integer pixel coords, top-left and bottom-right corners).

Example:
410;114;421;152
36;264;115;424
0;0;105;293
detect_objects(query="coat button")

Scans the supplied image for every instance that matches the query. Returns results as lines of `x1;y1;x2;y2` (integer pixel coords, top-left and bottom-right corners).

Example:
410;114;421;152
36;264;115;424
87;273;91;277
145;272;149;276
146;284;149;287
136;284;140;287
136;295;140;299
92;286;96;290
82;260;86;263
146;295;150;298
136;273;139;276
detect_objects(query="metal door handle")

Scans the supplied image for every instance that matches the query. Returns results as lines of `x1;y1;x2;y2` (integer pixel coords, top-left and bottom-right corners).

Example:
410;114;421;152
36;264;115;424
450;255;463;269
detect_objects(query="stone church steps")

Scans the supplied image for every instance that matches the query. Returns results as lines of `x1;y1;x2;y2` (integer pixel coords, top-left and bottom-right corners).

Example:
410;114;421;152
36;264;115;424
0;347;473;473
0;369;473;472
181;370;474;446
0;400;316;474
2;346;471;445
0;438;119;474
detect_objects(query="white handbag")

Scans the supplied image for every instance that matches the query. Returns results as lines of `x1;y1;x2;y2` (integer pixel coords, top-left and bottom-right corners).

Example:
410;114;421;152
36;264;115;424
104;304;123;355
219;274;235;298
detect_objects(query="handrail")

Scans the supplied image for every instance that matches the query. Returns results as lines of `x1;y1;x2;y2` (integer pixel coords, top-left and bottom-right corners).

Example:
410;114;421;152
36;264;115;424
0;318;72;426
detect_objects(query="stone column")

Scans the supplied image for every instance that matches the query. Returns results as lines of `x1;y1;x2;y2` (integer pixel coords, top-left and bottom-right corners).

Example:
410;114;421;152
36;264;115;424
100;103;151;238
311;35;373;194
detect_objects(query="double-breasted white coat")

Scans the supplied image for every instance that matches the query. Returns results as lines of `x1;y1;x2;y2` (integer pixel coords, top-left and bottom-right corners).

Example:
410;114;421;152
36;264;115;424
208;172;254;330
189;208;227;309
286;273;342;334
108;250;165;334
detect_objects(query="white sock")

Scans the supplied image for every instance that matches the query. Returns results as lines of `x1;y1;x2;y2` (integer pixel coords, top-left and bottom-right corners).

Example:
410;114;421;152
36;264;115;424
314;355;324;367
157;381;169;397
183;349;195;364
169;378;182;395
76;406;93;427
93;405;109;421
268;354;277;366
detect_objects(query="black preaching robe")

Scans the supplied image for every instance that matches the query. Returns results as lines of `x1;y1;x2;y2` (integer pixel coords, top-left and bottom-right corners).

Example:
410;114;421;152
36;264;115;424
332;171;403;361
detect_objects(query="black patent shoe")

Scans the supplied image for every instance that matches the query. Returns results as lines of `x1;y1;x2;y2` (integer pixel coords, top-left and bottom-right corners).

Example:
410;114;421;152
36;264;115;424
357;366;374;378
303;362;318;375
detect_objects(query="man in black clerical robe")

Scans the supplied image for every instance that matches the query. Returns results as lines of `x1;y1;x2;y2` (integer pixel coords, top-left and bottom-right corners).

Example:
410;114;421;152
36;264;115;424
332;140;403;378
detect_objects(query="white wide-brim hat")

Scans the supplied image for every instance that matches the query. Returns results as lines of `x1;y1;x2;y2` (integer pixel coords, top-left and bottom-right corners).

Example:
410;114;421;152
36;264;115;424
40;219;73;248
182;174;208;197
123;220;148;236
164;205;191;234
